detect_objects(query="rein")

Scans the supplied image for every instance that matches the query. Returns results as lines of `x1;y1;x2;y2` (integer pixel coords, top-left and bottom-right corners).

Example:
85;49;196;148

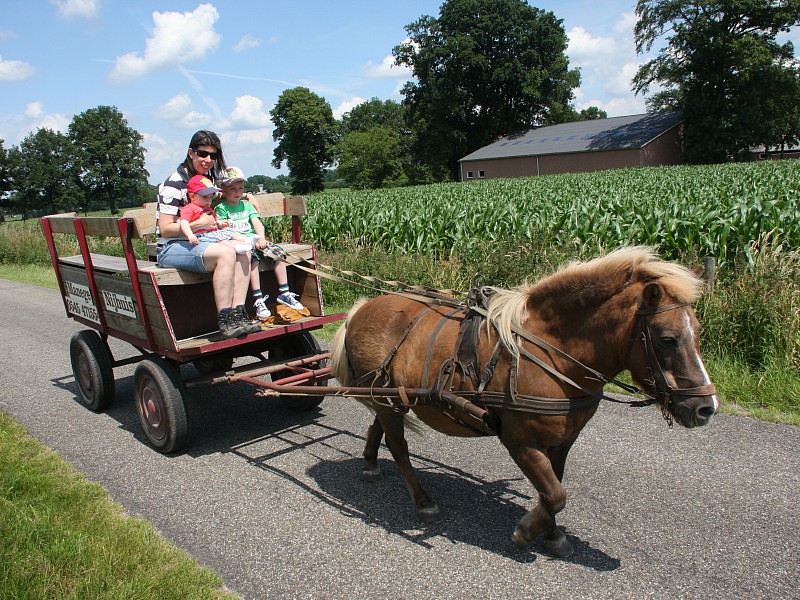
277;252;713;425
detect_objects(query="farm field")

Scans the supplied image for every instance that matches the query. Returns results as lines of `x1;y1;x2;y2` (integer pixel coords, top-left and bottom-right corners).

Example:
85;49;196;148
304;159;800;262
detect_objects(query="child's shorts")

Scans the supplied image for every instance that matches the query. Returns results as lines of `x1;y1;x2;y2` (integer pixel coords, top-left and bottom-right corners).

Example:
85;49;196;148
197;229;237;243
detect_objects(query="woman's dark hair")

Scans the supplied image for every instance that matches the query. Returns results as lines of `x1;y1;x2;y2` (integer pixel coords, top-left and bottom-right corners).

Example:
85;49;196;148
182;130;228;181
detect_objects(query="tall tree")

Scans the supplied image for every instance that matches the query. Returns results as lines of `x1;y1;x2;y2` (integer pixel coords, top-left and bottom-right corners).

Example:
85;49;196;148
394;0;580;179
633;0;800;163
337;98;414;188
8;129;82;217
270;87;338;195
68;105;148;214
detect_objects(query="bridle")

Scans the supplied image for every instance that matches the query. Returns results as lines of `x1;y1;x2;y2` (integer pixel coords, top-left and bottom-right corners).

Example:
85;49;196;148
626;302;717;426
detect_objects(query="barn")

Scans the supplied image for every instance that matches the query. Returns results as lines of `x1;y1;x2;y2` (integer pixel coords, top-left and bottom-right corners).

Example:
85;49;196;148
459;111;684;181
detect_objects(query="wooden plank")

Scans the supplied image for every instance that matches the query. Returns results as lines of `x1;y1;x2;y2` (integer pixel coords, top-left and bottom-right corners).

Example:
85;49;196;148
59;253;150;274
122;203;158;237
79;217;130;237
46;215;79;235
284;196;308;216
253;196;287;218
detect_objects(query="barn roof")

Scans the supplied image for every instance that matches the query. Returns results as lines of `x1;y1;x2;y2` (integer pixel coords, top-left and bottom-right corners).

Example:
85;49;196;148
460;111;683;162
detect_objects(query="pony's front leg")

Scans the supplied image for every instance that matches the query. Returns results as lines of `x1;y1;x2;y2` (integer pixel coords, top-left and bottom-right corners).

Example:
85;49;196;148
505;445;572;557
373;405;441;523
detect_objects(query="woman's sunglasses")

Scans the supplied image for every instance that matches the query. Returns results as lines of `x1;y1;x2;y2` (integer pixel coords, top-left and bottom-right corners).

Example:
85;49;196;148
192;148;219;160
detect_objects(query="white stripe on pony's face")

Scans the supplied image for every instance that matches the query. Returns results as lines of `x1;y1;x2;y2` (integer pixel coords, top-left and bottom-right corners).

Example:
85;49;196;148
682;311;719;412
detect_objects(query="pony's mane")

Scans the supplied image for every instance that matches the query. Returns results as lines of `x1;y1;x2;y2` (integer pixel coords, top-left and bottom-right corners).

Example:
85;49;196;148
486;246;702;355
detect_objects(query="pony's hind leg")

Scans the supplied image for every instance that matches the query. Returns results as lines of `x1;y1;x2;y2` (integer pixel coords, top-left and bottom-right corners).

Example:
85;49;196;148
361;415;384;482
371;405;441;523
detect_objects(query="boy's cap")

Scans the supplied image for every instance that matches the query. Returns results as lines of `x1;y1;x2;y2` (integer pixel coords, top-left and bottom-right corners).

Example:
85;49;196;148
222;166;246;185
187;175;221;196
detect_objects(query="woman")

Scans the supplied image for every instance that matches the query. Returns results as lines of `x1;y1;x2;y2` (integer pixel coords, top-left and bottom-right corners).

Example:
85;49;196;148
156;130;260;339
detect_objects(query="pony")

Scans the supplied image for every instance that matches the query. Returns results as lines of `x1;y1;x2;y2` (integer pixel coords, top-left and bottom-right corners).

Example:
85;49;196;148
330;247;717;557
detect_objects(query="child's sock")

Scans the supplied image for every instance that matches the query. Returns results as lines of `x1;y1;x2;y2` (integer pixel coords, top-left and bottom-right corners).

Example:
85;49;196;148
278;284;289;294
253;289;264;301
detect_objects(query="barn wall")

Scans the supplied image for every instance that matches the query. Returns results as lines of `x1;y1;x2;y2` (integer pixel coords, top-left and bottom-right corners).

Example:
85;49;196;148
459;125;686;181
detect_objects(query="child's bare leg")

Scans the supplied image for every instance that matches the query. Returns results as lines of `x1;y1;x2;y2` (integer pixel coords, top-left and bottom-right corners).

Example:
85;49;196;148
274;261;289;286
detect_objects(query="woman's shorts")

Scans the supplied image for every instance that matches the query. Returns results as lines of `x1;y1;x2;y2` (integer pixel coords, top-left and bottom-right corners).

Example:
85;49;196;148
156;240;212;273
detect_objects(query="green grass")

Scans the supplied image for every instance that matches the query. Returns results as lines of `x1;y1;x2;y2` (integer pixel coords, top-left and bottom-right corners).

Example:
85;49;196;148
0;411;241;600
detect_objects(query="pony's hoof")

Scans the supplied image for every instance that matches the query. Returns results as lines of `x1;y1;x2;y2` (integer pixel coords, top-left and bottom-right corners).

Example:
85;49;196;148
361;467;381;482
416;504;441;523
544;535;574;558
511;528;531;549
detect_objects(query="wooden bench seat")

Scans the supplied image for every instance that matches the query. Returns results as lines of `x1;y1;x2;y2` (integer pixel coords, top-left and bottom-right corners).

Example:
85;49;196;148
58;243;314;286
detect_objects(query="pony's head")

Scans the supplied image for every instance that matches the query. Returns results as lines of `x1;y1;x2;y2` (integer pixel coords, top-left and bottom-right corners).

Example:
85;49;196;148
487;247;718;428
621;250;718;428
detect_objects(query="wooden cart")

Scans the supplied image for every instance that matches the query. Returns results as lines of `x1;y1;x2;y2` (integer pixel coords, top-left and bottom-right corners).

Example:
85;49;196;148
41;193;346;453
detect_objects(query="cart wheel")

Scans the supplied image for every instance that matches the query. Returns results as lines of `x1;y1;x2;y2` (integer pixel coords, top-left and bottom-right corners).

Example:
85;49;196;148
134;358;189;453
69;330;115;412
270;332;327;411
193;357;234;376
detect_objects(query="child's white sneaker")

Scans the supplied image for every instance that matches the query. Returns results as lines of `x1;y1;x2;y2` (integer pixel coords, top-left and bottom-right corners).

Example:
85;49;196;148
234;244;251;255
276;291;304;311
253;297;271;319
249;235;262;248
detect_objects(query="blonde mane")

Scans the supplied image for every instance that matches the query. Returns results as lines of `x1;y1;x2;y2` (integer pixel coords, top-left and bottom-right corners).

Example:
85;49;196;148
486;246;703;356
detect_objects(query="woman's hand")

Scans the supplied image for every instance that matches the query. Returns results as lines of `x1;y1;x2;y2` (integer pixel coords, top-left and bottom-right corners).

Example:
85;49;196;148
192;211;217;231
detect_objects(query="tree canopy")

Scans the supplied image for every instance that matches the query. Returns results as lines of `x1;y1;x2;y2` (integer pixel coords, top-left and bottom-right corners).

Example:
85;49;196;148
270;87;338;194
394;0;580;179
634;0;800;163
68;105;148;214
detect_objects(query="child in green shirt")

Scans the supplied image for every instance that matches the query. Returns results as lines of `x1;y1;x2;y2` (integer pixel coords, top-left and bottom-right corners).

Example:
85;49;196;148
215;167;306;319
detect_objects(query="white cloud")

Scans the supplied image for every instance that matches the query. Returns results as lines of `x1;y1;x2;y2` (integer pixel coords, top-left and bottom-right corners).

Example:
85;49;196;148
109;3;221;83
52;0;102;20
22;102;69;135
230;95;271;128
233;34;261;52
567;26;619;70
333;97;366;120
0;30;16;41
0;55;36;81
152;93;211;129
365;53;411;79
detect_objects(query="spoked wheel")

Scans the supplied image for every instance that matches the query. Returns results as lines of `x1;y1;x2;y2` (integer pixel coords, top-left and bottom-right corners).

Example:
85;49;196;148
270;331;328;411
133;357;189;453
69;330;115;412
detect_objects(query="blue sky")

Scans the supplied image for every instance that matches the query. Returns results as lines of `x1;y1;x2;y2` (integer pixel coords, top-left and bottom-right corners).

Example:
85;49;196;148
3;1;797;185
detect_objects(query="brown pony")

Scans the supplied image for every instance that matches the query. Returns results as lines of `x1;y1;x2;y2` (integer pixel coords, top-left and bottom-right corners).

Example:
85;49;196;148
330;247;717;557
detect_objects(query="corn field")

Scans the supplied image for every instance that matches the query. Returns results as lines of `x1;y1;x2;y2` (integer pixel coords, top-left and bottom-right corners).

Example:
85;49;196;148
305;160;800;262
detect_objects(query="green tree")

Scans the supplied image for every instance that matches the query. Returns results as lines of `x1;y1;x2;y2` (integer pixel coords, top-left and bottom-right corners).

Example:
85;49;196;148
270;87;338;195
336;98;414;188
394;0;580;179
8;129;82;218
633;0;800;163
68;105;148;214
337;128;407;189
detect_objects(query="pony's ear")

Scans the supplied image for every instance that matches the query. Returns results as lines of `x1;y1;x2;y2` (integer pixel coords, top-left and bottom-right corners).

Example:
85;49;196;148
691;265;704;278
642;282;662;308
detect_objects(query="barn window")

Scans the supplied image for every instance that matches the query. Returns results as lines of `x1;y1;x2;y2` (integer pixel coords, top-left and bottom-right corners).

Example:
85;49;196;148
478;171;485;178
466;171;474;178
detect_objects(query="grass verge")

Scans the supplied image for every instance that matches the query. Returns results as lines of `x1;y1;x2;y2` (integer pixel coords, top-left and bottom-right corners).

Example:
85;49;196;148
0;411;240;600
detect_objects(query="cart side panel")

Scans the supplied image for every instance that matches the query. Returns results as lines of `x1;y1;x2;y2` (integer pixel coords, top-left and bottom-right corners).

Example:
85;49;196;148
136;274;179;351
57;265;102;325
92;271;147;340
155;279;219;341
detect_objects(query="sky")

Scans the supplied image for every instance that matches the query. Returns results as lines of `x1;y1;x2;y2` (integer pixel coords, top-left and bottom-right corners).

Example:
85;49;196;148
3;1;797;186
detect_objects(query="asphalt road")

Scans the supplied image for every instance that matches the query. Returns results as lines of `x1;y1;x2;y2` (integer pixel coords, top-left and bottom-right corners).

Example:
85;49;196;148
1;279;798;600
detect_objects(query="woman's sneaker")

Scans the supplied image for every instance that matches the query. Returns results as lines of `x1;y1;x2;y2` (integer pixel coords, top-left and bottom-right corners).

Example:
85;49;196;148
253;296;271;319
276;291;304;311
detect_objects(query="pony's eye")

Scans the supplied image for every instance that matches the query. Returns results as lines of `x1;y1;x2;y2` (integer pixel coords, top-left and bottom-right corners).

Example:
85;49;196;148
659;336;677;348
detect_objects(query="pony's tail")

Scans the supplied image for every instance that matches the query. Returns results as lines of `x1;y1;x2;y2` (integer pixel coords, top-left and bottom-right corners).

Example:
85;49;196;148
330;298;368;386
